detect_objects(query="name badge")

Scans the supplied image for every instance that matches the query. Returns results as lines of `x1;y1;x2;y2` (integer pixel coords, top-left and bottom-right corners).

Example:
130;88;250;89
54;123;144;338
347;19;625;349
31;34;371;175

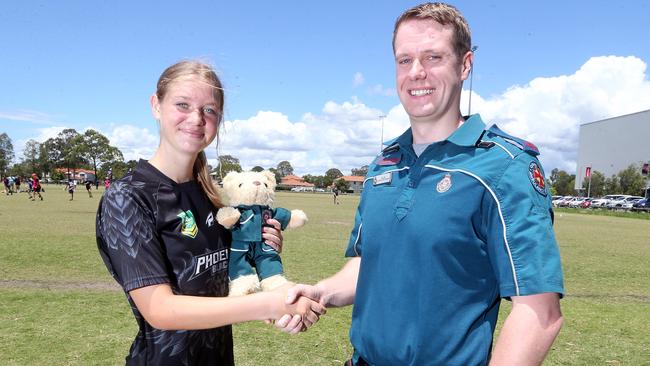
373;172;392;186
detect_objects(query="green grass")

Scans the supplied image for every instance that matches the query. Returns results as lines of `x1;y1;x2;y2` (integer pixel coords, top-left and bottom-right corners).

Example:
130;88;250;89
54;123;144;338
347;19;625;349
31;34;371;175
555;207;650;221
1;187;649;365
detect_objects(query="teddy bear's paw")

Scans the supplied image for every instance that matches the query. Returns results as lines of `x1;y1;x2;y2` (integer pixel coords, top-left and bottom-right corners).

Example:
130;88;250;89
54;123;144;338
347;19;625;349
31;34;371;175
260;274;288;291
217;207;241;229
229;274;261;296
288;209;308;229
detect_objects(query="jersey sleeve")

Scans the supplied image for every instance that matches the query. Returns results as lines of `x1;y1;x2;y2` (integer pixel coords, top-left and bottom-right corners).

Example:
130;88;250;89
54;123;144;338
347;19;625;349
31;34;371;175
485;154;564;298
96;182;170;292
272;207;291;230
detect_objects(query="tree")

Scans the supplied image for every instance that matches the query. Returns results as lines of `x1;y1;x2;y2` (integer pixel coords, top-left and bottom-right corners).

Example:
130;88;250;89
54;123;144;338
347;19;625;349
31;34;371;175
104;156;138;180
23;139;40;174
41;128;82;175
604;175;620;195
0;133;14;175
334;178;350;192
551;170;575;196
216;155;242;178
581;170;605;197
325;168;343;180
65;134;87;174
351;165;369;177
79;129;122;181
618;164;646;195
268;168;281;183
251;166;265;172
276;161;294;177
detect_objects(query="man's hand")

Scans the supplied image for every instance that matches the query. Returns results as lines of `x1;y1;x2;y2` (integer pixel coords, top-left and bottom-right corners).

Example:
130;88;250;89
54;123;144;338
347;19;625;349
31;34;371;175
274;283;326;334
267;283;326;335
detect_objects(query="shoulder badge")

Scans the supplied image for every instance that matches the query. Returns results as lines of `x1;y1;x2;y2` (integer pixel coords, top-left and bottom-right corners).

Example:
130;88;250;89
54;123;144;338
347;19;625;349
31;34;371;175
374;143;401;166
528;162;547;196
488;125;540;156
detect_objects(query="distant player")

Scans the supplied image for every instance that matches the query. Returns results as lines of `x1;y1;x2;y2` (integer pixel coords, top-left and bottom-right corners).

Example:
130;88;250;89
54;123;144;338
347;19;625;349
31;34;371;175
31;173;43;201
85;180;93;198
66;179;76;201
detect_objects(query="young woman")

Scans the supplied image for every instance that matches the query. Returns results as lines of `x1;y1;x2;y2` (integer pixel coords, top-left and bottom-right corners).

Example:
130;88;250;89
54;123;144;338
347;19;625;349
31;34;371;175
96;60;324;365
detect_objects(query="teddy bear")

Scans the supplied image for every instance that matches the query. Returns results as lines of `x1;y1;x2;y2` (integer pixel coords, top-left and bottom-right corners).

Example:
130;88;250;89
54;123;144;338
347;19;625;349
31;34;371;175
216;170;308;296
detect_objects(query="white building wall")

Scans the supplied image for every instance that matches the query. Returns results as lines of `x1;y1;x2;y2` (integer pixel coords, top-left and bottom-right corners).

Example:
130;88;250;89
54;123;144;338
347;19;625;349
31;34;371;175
575;110;650;190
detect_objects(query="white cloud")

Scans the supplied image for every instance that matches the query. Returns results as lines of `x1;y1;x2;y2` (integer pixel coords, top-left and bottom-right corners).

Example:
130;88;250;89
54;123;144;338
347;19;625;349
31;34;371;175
353;72;365;87
216;101;392;176
461;55;650;174
108;125;159;162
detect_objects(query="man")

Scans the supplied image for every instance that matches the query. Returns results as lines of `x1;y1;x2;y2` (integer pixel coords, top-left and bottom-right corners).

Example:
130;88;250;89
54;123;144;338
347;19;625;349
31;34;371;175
279;3;564;365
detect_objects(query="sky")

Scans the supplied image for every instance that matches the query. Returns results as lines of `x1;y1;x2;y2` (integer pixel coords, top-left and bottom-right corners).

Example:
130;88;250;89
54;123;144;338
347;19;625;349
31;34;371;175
1;0;649;177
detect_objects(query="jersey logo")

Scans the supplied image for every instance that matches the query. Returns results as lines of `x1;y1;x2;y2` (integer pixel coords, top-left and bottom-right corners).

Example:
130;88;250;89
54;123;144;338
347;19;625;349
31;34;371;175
190;249;229;280
436;173;452;193
206;211;215;228
528;162;547;196
177;210;198;238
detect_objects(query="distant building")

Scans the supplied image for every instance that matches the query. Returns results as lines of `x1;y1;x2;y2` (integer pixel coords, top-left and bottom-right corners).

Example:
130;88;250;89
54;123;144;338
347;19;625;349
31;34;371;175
279;175;315;191
55;168;97;183
575;109;650;196
337;176;365;194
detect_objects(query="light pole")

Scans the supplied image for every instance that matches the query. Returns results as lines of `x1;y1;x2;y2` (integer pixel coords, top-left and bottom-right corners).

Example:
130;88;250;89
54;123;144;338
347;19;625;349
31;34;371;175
468;45;478;115
378;114;386;152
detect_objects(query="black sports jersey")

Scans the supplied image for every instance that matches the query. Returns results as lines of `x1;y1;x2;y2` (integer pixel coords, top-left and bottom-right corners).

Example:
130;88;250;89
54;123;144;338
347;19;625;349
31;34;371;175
96;160;234;366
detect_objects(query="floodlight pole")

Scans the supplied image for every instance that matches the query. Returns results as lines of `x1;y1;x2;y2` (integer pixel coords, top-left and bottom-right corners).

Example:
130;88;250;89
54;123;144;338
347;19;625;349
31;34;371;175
468;45;478;115
379;114;386;152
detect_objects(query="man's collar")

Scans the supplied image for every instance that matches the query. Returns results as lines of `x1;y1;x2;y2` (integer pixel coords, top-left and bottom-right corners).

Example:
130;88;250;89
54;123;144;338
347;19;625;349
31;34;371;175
446;114;487;146
389;114;486;151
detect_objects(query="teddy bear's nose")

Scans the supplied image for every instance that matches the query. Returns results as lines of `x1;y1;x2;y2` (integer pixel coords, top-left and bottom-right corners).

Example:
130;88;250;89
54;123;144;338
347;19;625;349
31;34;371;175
253;181;261;186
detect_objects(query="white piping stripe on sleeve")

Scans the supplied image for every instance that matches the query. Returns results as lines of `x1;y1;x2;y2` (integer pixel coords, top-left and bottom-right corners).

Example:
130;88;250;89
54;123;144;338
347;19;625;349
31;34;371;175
240;214;253;225
353;222;362;256
363;167;410;185
424;164;520;296
492;142;515;159
230;248;249;252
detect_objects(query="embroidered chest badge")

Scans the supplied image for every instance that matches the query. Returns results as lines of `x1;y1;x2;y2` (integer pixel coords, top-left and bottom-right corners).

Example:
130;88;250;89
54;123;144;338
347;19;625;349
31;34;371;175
528;162;547;196
178;210;199;238
436;173;452;193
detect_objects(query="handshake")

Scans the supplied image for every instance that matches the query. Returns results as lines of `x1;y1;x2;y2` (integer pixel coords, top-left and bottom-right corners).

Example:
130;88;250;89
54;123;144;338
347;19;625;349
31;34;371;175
267;283;329;335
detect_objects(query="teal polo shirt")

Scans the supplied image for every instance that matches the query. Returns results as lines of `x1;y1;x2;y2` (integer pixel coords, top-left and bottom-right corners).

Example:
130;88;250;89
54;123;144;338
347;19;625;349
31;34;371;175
344;114;564;366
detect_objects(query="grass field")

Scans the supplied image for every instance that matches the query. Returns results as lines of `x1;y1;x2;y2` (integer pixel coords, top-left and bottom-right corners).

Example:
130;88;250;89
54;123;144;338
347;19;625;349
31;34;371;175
1;186;649;365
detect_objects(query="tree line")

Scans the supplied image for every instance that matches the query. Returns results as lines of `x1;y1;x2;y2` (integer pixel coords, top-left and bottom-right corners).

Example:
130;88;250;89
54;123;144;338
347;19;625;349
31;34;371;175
214;155;368;191
7;128;644;196
548;165;648;197
0;129;131;182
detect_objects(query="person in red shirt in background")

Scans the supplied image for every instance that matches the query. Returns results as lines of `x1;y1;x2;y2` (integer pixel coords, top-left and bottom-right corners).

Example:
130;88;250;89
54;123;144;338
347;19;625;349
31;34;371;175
31;173;43;201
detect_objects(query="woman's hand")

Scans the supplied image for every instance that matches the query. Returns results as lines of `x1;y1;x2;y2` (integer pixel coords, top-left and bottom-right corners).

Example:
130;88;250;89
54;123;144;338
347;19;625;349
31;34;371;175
263;218;284;252
267;283;326;334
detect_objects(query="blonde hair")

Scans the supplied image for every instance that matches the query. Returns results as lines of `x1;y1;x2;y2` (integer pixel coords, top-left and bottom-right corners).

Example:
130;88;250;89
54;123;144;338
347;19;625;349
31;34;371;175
392;2;472;59
156;60;224;208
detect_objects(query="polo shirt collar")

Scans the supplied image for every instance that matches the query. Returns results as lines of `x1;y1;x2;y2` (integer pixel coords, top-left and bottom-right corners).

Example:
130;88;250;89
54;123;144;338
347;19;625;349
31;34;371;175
446;114;487;147
388;114;487;152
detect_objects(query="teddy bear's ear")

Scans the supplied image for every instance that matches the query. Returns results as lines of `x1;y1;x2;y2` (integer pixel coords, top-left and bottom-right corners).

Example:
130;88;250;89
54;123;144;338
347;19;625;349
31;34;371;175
222;171;237;184
262;170;277;186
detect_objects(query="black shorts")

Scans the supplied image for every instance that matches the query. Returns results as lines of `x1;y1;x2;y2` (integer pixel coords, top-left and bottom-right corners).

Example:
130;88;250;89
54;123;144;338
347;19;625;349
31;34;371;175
34;187;42;192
